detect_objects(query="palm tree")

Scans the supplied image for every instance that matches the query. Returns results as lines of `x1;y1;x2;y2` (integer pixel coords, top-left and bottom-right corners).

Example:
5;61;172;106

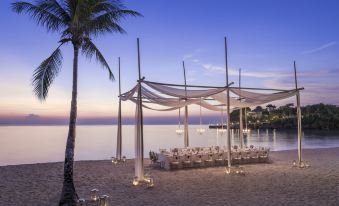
11;0;141;205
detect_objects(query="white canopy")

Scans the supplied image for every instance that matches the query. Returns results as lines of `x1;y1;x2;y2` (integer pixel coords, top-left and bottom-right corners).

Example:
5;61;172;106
120;81;298;110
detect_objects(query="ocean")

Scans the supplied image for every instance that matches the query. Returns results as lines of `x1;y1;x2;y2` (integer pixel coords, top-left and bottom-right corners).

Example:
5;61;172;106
1;125;339;166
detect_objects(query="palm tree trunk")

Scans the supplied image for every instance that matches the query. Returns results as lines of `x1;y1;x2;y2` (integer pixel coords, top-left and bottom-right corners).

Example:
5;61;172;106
59;44;79;205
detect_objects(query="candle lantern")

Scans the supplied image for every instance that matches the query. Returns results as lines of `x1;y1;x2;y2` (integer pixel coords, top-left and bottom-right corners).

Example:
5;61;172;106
111;157;118;164
77;198;86;206
132;176;139;186
90;188;99;202
292;160;296;167
122;156;126;162
144;173;150;183
100;195;110;206
147;177;154;188
225;167;231;174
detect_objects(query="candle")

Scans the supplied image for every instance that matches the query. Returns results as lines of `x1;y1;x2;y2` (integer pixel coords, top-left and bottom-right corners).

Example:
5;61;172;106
77;198;86;206
90;188;99;202
147;177;154;188
100;195;110;206
132;176;139;186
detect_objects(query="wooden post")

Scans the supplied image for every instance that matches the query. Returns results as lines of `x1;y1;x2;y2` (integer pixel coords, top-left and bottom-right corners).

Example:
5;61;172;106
225;37;232;168
239;68;244;149
183;61;189;148
136;38;144;180
294;61;302;166
116;57;122;160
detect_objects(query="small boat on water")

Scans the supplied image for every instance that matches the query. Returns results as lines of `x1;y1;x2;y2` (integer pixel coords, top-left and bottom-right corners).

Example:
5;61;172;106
209;124;227;129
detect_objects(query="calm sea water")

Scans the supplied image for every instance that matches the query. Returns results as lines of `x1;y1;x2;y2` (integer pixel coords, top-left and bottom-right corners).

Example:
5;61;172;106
1;125;339;166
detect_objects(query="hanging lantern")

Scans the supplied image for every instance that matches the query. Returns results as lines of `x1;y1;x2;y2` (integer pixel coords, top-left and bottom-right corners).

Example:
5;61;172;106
196;128;205;134
196;98;205;135
176;105;184;135
90;189;99;202
217;105;227;135
176;128;184;135
243;128;251;133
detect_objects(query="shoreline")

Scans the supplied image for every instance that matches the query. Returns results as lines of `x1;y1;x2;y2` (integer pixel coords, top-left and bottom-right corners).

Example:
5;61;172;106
1;147;339;205
1;146;339;167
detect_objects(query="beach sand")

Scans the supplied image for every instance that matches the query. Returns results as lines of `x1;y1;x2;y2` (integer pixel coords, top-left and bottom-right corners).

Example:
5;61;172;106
1;147;339;206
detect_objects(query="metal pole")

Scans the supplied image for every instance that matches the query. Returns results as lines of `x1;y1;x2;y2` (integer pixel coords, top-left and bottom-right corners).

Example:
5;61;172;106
294;61;302;166
183;61;189;148
239;68;244;149
225;37;232;168
116;57;122;160
136;38;144;180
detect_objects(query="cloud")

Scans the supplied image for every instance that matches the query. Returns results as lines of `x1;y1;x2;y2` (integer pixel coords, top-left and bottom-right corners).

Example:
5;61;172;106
183;49;202;60
301;41;337;54
201;64;291;78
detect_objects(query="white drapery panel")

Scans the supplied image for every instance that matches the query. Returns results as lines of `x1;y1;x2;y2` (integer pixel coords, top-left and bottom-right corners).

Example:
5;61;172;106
144;82;226;98
230;88;297;105
211;92;256;108
121;83;298;110
120;85;139;101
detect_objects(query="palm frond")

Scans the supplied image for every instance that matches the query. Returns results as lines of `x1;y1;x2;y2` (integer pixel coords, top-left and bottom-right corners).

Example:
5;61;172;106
11;1;66;32
87;9;141;36
38;0;71;22
81;38;114;80
32;46;63;100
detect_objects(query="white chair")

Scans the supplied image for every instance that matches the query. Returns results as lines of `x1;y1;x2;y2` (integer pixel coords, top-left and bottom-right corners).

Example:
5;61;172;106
242;150;251;164
182;154;192;168
202;153;213;167
169;155;180;170
214;152;224;166
193;154;203;167
250;149;259;163
231;151;242;164
259;149;269;162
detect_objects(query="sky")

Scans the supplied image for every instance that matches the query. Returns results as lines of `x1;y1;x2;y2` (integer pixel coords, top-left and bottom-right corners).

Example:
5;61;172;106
0;0;338;125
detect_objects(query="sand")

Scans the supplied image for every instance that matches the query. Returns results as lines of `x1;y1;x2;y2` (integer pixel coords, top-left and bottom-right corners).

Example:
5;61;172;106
0;147;339;206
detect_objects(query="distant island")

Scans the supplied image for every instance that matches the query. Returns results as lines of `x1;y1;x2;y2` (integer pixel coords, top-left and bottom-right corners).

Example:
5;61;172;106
230;103;339;130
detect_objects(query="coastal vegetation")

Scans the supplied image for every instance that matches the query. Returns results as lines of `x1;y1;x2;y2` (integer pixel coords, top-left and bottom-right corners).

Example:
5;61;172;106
230;103;339;130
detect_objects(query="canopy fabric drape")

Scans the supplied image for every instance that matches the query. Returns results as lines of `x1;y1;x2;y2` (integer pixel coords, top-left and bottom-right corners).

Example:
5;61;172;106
121;82;298;111
230;88;297;105
144;81;227;98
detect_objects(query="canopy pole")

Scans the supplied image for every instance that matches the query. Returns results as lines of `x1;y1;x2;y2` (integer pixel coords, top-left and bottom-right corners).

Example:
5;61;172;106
239;68;244;149
116;57;122;160
135;38;144;180
225;37;232;169
294;61;302;166
183;61;189;148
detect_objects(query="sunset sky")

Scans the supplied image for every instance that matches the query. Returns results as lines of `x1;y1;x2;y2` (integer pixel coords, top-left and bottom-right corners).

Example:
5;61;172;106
0;0;338;124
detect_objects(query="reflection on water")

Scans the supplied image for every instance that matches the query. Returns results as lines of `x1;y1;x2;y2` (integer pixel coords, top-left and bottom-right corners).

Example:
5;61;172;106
1;125;339;166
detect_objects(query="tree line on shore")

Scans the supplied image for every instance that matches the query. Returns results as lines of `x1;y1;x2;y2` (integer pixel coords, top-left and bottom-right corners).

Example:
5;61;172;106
230;103;339;130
